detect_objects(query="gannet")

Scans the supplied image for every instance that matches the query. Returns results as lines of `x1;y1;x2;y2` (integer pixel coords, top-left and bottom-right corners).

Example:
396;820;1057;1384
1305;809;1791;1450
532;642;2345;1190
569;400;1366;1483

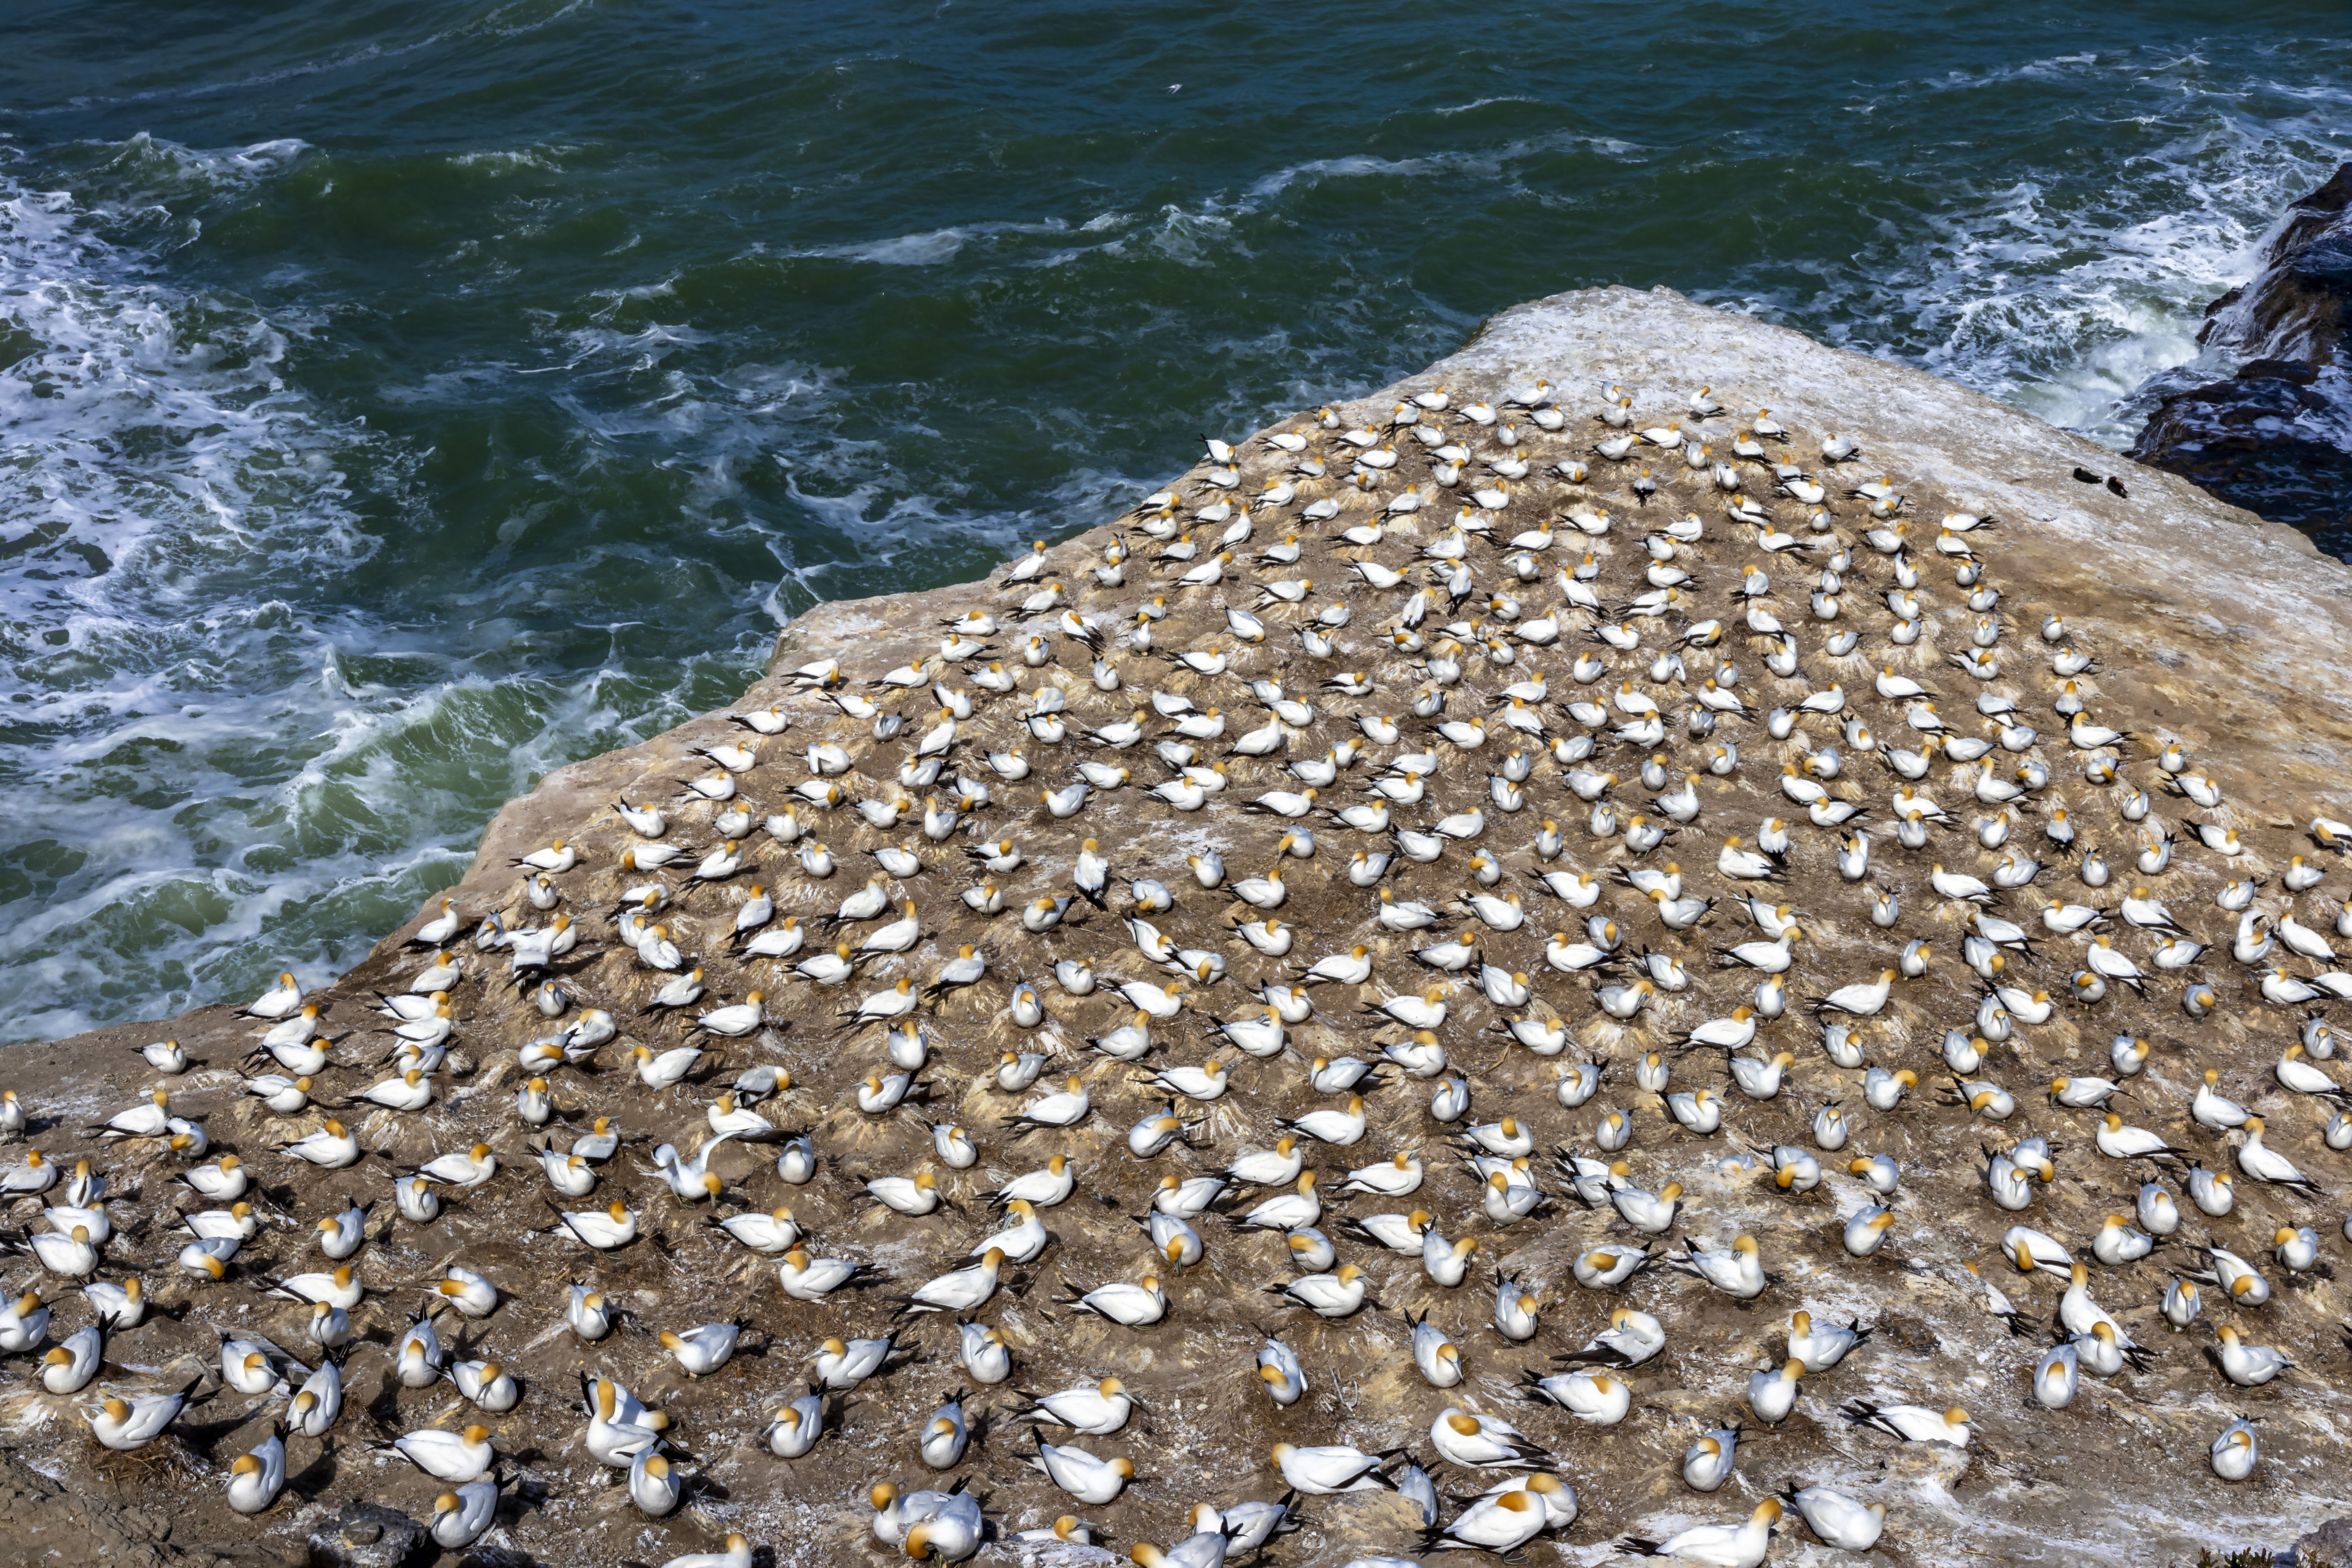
89;1382;193;1450
1022;1437;1134;1504
378;1423;497;1483
1056;1274;1166;1327
1618;1498;1783;1565
1270;1441;1394;1495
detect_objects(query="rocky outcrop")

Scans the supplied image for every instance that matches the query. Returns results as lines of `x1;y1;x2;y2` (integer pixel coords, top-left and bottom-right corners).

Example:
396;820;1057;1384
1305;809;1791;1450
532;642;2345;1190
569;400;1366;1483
5;287;2352;1568
2131;163;2352;548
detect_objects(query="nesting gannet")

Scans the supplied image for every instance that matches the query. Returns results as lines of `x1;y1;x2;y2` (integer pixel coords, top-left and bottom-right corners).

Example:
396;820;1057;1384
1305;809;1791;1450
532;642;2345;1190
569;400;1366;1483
1618;1498;1783;1565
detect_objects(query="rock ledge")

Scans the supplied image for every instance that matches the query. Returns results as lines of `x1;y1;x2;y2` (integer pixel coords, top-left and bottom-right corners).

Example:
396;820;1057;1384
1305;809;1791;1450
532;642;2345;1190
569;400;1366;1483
7;287;2352;1568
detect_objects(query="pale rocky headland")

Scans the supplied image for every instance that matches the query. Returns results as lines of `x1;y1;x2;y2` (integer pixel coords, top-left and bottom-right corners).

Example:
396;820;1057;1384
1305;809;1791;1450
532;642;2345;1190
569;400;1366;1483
9;285;2352;1568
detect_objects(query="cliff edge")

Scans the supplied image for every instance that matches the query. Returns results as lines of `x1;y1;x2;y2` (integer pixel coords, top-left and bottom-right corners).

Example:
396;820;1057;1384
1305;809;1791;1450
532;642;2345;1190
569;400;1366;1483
8;286;2352;1568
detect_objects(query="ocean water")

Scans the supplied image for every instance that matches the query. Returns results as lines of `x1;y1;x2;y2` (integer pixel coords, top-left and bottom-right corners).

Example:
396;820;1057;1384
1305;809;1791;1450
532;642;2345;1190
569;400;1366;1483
0;0;2344;1041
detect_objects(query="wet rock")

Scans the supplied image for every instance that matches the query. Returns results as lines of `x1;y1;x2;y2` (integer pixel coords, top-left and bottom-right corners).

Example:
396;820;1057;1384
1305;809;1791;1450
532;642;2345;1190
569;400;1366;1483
2131;163;2352;548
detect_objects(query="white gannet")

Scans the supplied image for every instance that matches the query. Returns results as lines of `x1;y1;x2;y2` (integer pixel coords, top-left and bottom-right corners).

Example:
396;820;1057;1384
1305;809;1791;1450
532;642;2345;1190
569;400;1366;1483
2211;1418;2259;1481
89;1382;193;1450
1783;1485;1887;1551
2210;1325;2292;1387
1022;1437;1134;1504
660;1319;746;1376
1057;1274;1166;1327
1617;1497;1783;1565
428;1479;505;1551
1842;1400;1970;1446
1788;1310;1870;1371
1670;1234;1765;1298
377;1423;497;1483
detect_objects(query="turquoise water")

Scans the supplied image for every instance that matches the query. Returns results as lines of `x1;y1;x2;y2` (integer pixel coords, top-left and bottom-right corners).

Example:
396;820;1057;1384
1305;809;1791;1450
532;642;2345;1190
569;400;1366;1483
1;0;2344;1040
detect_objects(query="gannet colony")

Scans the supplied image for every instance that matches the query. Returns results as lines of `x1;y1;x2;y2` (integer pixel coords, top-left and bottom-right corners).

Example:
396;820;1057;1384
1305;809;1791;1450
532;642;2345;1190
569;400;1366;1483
6;287;2352;1568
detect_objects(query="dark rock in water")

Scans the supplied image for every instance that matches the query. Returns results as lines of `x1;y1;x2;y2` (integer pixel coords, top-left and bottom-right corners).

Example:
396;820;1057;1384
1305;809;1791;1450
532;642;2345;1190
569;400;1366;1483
2131;162;2352;552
